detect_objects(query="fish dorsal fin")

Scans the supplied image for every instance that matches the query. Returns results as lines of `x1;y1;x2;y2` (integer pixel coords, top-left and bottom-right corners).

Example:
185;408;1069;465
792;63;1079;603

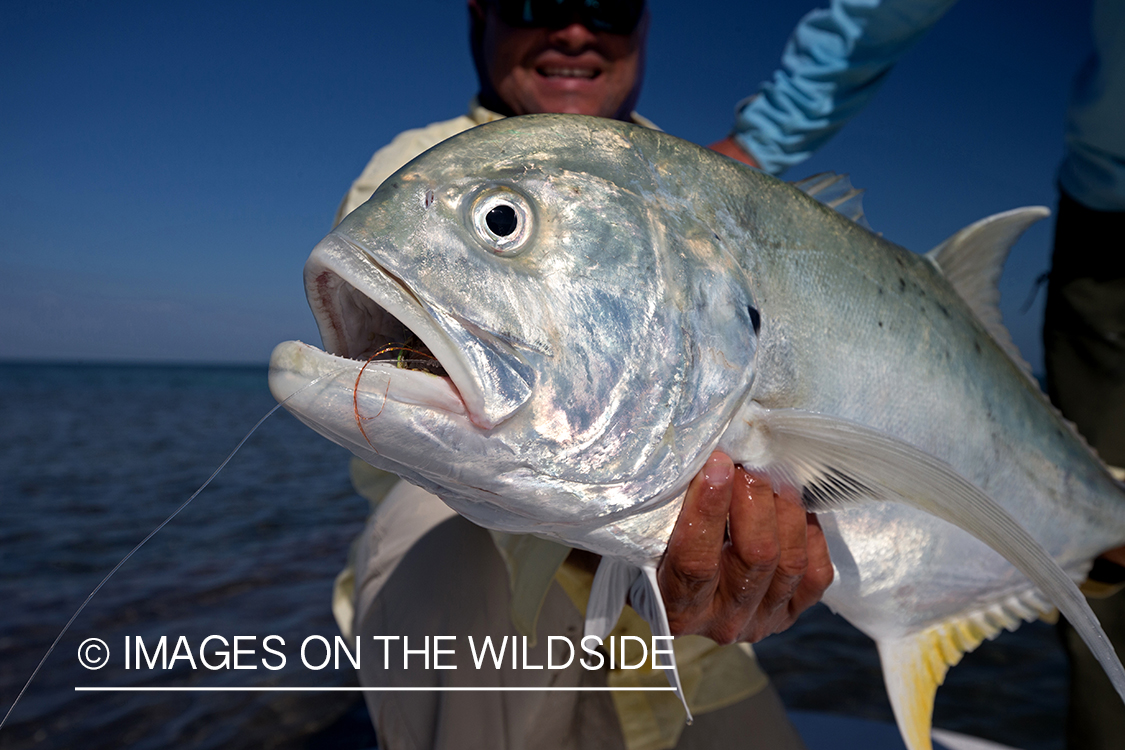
721;403;1125;738
926;209;1125;476
925;207;1050;378
878;589;1054;750
586;560;692;721
792;172;872;230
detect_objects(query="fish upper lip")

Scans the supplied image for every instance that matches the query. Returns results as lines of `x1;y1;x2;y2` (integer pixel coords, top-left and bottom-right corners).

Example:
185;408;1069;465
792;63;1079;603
303;232;532;429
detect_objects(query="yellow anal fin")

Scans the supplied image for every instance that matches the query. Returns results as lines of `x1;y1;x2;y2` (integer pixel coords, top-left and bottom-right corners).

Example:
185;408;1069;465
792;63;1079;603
876;618;998;750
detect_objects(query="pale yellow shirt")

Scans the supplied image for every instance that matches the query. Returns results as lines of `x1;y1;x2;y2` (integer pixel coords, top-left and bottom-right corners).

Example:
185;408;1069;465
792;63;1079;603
340;459;770;750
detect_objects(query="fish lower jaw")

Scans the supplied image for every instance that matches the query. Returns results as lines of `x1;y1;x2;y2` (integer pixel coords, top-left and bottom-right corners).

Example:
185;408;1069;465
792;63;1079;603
268;340;468;418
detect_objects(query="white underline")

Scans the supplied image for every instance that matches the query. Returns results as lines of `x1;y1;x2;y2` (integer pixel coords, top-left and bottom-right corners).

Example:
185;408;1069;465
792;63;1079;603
75;686;675;692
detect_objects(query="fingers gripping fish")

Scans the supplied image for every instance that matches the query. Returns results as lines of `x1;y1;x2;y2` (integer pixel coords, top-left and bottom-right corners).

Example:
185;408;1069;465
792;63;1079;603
269;115;1125;750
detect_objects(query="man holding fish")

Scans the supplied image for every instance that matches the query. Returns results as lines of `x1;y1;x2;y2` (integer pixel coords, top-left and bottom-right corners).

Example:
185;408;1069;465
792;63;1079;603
268;1;1125;749
329;1;831;749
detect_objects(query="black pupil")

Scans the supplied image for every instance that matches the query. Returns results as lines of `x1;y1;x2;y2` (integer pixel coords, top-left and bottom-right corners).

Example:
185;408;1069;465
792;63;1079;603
486;204;519;237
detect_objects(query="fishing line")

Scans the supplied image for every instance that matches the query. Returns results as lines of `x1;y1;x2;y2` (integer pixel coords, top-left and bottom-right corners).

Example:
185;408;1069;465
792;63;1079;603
353;343;438;450
0;369;348;731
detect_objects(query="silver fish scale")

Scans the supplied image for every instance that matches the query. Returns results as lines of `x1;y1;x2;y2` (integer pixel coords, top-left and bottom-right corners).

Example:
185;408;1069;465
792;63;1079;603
270;114;1125;750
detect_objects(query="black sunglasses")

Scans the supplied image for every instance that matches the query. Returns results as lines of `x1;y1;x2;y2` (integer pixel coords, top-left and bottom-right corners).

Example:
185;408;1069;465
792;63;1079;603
495;0;646;35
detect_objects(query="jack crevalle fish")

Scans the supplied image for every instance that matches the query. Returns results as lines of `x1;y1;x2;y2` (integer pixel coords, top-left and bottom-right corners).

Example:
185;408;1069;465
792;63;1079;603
269;115;1125;750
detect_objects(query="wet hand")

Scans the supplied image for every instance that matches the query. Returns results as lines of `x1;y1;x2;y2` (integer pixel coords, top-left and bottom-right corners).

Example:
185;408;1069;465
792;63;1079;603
658;451;834;643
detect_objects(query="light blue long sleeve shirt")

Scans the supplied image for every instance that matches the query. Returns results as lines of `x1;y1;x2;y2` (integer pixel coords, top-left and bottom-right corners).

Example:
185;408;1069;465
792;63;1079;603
1057;0;1125;211
736;0;1125;211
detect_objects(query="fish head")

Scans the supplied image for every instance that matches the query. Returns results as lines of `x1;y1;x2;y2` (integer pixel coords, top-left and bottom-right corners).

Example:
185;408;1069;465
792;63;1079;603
271;115;758;550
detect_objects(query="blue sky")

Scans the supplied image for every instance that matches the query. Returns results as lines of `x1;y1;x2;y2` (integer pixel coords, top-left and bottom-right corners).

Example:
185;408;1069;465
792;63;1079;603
0;0;1094;370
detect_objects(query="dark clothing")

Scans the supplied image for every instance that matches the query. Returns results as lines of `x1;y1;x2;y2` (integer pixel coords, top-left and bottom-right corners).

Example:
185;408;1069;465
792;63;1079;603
1043;190;1125;468
1046;190;1125;750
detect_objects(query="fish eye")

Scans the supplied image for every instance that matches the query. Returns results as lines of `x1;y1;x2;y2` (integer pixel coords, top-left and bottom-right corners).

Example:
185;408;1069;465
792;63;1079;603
486;204;518;236
470;189;533;256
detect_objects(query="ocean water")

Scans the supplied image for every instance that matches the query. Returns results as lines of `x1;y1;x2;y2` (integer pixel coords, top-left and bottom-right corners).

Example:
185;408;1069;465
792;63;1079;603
0;363;1068;749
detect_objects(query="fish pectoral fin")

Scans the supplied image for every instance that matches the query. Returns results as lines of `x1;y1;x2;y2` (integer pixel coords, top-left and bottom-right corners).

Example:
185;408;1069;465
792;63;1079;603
585;561;693;722
722;404;1125;708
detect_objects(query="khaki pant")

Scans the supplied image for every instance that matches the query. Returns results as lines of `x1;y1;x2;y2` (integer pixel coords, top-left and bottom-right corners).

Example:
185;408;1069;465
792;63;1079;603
351;482;807;750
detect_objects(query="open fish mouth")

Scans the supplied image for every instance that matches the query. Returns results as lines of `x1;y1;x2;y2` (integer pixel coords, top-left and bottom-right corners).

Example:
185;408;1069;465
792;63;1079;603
365;333;446;376
292;232;533;429
316;270;448;378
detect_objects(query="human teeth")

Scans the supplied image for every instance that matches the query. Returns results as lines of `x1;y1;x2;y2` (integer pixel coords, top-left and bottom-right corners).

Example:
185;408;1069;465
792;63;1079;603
540;67;597;78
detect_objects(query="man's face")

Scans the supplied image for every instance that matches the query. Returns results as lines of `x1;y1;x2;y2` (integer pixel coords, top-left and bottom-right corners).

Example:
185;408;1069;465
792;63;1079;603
472;0;648;120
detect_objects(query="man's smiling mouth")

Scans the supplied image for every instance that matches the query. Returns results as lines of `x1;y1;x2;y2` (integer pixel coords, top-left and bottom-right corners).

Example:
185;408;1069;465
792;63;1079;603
538;66;599;79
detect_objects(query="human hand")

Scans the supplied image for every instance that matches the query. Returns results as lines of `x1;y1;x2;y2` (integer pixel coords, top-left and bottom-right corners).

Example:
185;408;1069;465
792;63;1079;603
1100;545;1125;568
707;136;760;169
658;451;833;643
